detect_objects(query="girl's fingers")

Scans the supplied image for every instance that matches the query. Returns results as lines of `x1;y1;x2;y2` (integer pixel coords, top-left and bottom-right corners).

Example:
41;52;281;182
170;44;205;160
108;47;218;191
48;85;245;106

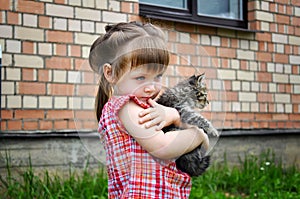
145;117;163;129
139;107;154;117
147;98;158;107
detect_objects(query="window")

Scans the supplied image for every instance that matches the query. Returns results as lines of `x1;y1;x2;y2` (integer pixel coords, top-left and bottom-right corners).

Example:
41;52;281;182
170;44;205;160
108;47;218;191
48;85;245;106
139;0;247;30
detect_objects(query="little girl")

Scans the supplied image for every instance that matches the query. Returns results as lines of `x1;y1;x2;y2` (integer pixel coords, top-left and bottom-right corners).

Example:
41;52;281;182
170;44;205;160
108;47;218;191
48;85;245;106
89;21;209;199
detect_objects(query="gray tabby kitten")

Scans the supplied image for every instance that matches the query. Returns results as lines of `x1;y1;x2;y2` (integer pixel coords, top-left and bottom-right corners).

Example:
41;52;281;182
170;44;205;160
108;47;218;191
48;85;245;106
156;73;219;177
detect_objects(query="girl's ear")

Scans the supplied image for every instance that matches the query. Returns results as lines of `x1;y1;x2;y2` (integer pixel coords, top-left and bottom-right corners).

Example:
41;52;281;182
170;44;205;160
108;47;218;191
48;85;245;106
103;64;114;83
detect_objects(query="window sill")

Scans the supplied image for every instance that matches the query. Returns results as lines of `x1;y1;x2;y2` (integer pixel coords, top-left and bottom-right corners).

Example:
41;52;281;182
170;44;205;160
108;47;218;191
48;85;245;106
140;13;261;33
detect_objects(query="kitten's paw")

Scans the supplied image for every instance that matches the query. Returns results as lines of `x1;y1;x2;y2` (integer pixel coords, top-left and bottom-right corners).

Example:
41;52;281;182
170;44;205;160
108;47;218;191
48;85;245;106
208;126;219;137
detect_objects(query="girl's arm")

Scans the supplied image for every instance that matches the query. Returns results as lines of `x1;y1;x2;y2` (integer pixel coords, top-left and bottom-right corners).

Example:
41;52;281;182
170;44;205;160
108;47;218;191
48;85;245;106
119;101;209;160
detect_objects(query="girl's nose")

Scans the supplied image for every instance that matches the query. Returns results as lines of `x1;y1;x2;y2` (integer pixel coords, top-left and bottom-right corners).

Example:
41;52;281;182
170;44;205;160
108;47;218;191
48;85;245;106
144;83;156;93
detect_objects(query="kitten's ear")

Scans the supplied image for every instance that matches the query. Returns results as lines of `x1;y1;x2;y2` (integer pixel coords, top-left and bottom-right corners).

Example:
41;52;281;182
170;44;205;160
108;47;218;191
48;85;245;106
196;73;206;86
188;75;197;85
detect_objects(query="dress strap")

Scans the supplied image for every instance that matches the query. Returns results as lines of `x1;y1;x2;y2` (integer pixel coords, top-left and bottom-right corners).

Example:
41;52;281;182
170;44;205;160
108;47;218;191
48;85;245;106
129;95;150;109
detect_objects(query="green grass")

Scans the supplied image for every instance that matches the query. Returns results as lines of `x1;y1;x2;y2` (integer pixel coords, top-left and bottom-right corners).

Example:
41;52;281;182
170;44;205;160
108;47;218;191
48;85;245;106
0;152;299;199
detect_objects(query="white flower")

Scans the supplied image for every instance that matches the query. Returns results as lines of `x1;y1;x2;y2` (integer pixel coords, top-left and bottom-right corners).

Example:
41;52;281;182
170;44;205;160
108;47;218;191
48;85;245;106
265;162;270;166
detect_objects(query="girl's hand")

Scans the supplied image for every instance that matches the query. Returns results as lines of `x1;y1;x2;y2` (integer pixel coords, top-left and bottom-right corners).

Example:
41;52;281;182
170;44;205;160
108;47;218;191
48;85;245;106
138;99;181;130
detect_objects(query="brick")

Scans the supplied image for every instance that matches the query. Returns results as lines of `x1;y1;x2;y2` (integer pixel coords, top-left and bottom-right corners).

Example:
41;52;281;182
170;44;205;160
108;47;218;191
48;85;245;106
96;0;108;9
256;72;272;82
49;83;74;96
218;47;236;58
256;11;274;22
39;96;53;108
6;40;21;53
82;97;94;109
218;69;236;80
15;27;44;41
0;0;10;10
23;96;38;108
46;4;73;18
14;55;43;68
46;110;73;119
177;43;196;55
54;18;67;30
290;75;300;84
69;45;81;57
6;68;21;80
239;92;257;102
0;25;13;38
18;82;46;95
53;70;67;83
237;71;254;81
46;30;73;43
22;68;36;81
23;121;38;130
38;69;51;82
54;120;68;130
23;14;38;27
273;114;289;121
54;44;67;56
82;21;94;33
256;52;272;62
83;0;95;7
7;11;19;25
2;82;14;94
121;2;132;13
22;41;36;54
7;120;22;130
15;110;44;119
54;96;68;108
17;0;44;14
68;19;81;31
109;0;120;12
276;14;290;25
75;7;101;21
258;93;274;102
69;97;82;109
68;71;80;83
54;0;65;4
46;57;72;70
237;50;254;60
274;53;289;63
1;110;13;119
275;94;290;103
289;55;300;65
39;120;53;130
38;43;52;55
7;96;21;108
289;36;300;45
256;32;272;42
102;11;126;23
39;16;51;28
272;33;288;44
75;33;100;45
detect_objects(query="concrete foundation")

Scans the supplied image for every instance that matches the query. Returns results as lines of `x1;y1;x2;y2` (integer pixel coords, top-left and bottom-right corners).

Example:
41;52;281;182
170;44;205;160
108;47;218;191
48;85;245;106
0;130;299;176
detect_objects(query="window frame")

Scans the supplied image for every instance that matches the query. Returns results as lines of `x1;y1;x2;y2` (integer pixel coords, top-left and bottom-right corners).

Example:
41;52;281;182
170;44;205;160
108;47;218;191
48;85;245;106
139;0;248;31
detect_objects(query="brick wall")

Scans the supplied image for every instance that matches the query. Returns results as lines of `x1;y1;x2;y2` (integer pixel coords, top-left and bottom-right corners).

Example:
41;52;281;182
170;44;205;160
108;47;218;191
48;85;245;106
0;0;299;132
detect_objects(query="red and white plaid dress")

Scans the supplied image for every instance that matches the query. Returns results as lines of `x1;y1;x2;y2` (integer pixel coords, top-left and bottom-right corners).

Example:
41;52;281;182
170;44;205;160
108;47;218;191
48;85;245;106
98;95;191;199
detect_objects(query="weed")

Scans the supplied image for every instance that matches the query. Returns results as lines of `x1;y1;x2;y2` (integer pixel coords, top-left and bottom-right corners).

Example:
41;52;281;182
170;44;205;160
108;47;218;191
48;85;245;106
0;151;299;199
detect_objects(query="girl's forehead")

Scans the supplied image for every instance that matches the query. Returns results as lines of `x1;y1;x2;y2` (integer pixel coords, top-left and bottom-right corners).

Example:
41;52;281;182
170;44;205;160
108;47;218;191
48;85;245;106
130;64;166;74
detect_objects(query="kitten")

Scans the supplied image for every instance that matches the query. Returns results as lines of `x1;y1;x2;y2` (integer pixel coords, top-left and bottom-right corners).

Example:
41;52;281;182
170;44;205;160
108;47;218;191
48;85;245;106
156;73;219;176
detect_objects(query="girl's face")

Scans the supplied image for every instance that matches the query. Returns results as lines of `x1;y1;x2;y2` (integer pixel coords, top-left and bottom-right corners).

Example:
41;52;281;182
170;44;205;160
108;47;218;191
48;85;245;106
114;65;165;102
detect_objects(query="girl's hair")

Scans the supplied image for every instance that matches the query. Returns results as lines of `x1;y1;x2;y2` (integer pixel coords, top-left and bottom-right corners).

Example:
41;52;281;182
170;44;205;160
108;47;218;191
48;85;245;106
89;22;170;121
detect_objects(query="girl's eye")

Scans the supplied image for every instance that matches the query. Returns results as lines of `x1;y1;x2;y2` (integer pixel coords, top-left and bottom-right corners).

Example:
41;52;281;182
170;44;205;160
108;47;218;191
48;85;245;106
135;76;145;81
155;74;163;80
